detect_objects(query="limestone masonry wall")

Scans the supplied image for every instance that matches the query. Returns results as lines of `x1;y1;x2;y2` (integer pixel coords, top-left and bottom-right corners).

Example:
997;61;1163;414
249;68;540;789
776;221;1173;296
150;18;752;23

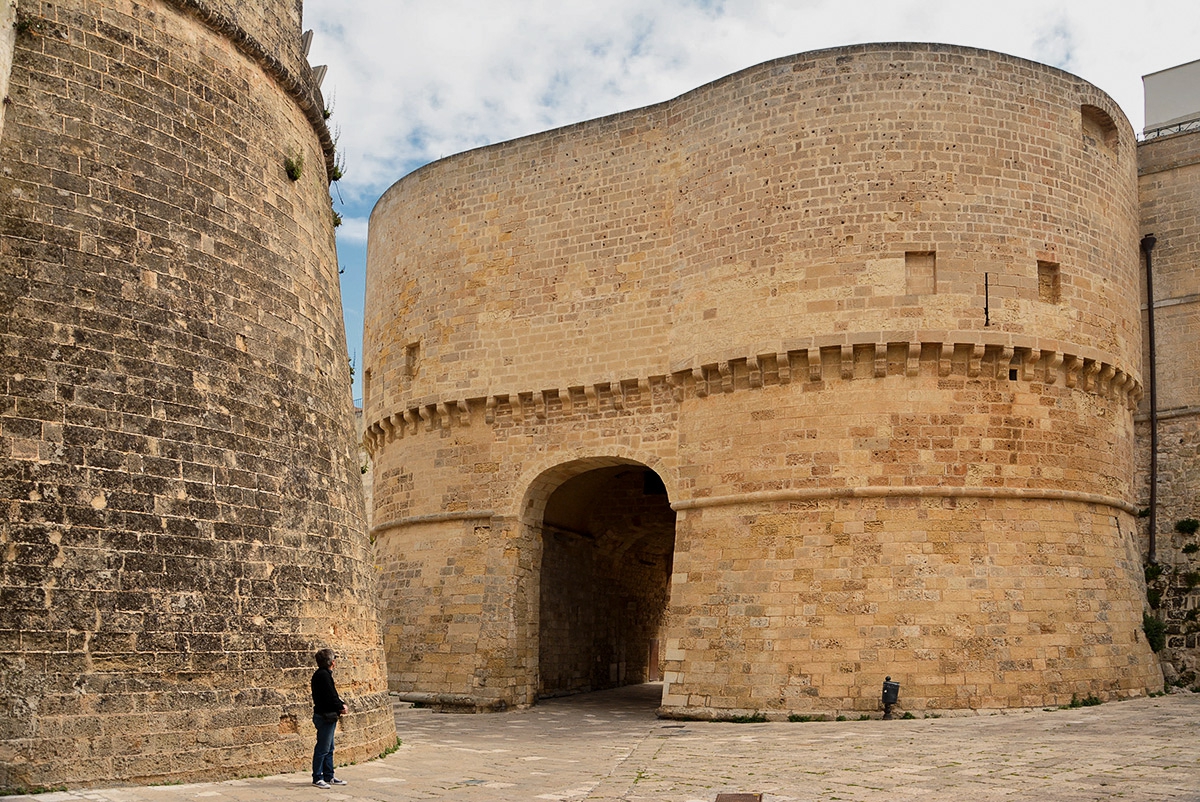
0;0;394;790
0;0;16;142
365;44;1163;716
1138;128;1200;686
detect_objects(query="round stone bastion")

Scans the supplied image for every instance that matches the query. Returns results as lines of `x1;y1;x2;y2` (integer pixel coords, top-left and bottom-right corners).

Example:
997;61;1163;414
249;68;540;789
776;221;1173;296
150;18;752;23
362;43;1164;718
0;0;395;791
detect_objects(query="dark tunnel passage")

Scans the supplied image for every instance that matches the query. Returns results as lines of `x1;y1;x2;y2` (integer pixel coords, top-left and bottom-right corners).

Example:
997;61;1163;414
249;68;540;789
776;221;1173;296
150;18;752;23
537;465;676;698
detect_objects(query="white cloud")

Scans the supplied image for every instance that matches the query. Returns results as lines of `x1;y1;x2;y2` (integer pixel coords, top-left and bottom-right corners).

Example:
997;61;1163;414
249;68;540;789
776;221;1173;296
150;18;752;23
308;0;1200;401
307;0;1199;203
336;216;369;246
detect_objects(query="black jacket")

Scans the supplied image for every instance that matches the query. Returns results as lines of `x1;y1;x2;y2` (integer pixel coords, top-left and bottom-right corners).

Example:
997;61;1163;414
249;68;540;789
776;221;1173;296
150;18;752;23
311;667;345;715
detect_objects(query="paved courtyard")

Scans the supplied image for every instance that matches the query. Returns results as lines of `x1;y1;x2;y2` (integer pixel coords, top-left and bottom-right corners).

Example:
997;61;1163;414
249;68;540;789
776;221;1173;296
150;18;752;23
14;685;1200;801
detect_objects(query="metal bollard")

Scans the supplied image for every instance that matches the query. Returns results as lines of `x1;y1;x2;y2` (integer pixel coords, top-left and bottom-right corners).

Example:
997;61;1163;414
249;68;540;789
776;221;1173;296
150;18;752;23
882;676;900;720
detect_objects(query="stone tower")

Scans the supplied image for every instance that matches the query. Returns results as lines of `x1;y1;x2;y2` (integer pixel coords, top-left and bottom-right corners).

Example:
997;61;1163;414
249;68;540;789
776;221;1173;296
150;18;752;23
363;44;1163;716
0;0;395;790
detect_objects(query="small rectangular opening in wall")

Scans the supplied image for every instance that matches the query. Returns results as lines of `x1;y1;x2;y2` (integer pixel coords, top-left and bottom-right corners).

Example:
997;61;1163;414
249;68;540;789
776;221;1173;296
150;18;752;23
1037;260;1061;303
905;251;936;295
404;341;420;379
363;368;372;405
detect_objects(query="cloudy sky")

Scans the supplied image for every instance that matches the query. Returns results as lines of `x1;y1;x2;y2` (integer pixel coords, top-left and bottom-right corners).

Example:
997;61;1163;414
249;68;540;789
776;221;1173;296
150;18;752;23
303;0;1200;403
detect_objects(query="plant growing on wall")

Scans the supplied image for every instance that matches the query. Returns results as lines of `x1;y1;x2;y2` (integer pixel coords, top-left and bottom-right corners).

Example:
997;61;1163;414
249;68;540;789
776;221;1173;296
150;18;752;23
1175;518;1199;535
15;13;46;37
1145;562;1166;608
1143;613;1167;652
284;152;304;181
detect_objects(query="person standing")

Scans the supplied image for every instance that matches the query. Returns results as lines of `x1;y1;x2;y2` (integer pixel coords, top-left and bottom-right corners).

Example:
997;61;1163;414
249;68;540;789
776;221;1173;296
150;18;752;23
310;648;349;788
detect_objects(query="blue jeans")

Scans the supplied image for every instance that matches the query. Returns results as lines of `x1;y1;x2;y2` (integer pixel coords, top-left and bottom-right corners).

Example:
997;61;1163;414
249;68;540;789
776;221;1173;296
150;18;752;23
312;713;338;782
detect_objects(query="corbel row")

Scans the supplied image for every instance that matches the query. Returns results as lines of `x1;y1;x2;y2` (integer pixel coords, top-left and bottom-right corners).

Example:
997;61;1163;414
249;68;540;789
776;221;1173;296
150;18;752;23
363;378;666;453
676;342;1140;401
362;338;1142;454
372;399;471;442
485;379;660;421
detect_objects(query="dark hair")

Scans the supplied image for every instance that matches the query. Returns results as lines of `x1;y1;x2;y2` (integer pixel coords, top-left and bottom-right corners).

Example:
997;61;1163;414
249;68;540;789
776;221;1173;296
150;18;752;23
315;648;335;669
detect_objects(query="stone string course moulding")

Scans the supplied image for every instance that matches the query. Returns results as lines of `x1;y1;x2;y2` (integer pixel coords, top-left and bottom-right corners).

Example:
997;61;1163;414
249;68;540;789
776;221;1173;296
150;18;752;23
364;43;1163;717
0;0;394;792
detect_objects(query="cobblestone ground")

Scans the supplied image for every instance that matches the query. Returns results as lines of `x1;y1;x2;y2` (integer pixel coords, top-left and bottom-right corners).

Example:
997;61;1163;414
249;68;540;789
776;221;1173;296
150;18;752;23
14;685;1200;801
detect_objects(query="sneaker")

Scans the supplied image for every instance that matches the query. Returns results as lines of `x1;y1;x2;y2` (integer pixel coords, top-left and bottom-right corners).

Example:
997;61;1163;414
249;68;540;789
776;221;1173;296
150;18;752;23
329;778;348;786
313;779;331;789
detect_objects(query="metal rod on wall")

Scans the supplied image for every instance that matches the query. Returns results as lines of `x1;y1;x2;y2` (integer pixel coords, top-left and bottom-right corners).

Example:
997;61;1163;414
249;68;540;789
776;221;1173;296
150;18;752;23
984;272;990;327
1141;234;1158;564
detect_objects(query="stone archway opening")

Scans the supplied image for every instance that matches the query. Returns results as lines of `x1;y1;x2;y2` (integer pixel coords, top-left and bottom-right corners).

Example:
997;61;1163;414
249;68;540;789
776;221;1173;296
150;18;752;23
536;463;676;699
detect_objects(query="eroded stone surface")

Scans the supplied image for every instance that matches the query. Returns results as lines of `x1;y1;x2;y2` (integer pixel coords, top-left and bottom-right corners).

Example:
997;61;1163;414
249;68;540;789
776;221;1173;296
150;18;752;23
0;0;394;791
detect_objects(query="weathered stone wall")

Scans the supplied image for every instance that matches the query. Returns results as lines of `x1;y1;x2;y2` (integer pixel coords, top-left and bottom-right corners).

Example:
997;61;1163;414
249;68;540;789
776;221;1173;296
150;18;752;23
1138;128;1200;686
370;425;680;709
181;0;309;83
0;0;17;142
364;44;1163;716
667;374;1151;713
0;0;394;791
354;408;373;530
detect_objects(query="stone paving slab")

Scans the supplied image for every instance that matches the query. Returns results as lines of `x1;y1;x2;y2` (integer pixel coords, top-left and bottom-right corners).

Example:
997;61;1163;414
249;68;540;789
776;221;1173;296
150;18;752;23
11;685;1200;801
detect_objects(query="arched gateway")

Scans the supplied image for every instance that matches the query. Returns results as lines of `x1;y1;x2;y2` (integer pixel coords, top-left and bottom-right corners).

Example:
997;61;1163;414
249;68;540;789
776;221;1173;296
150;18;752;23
530;459;675;696
364;43;1163;717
